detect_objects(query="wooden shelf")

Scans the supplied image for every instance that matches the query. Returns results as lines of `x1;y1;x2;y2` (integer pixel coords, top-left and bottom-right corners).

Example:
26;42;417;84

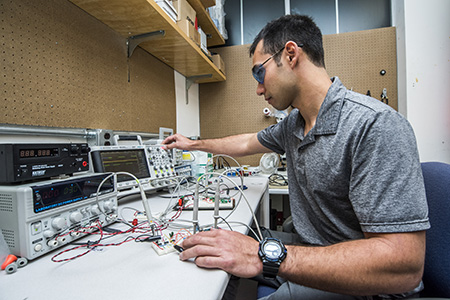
186;0;225;47
68;0;225;83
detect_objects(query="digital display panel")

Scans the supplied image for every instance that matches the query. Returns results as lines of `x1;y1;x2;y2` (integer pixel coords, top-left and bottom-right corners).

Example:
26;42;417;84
98;149;150;182
32;174;114;213
19;147;59;158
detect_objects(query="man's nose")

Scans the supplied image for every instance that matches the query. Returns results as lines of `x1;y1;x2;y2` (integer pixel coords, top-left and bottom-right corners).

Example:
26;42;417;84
256;83;265;96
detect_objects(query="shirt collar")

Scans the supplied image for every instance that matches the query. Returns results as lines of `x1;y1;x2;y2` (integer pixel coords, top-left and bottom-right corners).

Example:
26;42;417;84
313;77;346;135
292;77;346;141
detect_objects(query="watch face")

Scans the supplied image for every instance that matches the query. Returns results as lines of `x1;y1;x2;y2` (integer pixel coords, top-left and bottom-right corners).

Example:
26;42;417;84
263;242;282;260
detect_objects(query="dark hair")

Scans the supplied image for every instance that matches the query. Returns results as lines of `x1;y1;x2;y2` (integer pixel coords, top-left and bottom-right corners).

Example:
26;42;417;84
249;15;325;68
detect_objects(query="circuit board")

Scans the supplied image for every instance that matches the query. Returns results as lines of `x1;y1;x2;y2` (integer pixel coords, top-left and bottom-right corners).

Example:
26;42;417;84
175;195;235;210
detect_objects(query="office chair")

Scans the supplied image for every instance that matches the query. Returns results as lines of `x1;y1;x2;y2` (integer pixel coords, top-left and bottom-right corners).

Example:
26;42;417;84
258;162;450;299
420;161;450;298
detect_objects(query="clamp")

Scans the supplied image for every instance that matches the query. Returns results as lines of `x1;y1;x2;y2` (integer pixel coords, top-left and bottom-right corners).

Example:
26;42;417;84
381;88;388;105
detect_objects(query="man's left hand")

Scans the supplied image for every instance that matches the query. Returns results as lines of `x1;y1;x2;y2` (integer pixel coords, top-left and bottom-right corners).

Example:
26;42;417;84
179;228;262;278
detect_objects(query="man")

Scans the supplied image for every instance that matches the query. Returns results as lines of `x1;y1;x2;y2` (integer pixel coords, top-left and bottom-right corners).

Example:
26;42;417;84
162;15;429;299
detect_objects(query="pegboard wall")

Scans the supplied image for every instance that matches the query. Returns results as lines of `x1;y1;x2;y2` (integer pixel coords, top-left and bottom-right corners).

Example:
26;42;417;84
200;44;277;167
323;27;397;110
200;27;397;166
1;0;176;133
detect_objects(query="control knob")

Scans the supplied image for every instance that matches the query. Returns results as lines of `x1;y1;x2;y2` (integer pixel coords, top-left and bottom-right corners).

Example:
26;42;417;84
43;230;55;238
52;217;66;230
91;205;100;215
69;211;83;223
103;201;115;212
70;145;80;155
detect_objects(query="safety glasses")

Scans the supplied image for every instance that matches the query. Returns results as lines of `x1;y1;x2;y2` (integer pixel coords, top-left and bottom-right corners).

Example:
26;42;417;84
252;46;285;84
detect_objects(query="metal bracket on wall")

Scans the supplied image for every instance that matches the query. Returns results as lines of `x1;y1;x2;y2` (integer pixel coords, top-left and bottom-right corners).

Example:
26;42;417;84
185;74;212;104
127;30;165;58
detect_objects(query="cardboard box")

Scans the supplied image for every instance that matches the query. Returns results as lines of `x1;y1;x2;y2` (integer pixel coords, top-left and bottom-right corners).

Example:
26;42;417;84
211;54;225;75
178;19;200;46
173;0;196;23
191;26;200;46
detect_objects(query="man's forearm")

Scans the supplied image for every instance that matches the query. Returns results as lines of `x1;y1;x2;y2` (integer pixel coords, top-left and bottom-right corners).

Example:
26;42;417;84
180;133;270;157
279;231;425;296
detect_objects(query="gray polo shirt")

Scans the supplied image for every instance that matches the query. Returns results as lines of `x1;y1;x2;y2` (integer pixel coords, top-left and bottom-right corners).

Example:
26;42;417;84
258;77;430;246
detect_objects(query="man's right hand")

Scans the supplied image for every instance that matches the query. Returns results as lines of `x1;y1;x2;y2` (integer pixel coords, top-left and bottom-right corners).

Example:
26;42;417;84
162;133;195;151
162;132;268;157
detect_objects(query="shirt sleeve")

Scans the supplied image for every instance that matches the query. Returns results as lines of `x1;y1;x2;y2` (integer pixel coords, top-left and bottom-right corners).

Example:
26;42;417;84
349;110;430;233
257;118;289;155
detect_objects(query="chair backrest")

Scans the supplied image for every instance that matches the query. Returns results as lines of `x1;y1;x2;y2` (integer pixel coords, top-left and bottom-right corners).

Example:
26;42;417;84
421;162;450;297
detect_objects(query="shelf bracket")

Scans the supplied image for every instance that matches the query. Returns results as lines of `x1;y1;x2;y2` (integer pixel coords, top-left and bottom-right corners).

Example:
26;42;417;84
127;30;165;58
185;74;212;104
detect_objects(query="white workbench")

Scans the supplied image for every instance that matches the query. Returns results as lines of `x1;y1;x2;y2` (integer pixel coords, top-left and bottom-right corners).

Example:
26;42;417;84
0;177;269;300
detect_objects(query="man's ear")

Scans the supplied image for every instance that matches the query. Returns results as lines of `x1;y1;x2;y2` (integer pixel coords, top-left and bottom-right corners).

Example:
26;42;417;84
285;41;300;68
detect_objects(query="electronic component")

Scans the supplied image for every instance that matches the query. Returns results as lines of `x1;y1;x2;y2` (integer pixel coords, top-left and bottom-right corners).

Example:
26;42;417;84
0;173;117;260
150;229;190;256
173;148;184;166
151;241;177;256
174;164;192;177
0;143;90;183
176;195;235;210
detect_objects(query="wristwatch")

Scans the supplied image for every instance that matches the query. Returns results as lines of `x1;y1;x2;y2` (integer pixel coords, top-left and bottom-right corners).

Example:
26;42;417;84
258;237;287;279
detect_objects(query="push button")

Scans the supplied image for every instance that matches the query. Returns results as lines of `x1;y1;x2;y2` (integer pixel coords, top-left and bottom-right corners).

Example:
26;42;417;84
31;221;42;236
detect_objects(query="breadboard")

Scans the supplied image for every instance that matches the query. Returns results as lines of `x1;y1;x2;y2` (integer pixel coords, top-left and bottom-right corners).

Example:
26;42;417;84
151;242;176;256
180;196;235;210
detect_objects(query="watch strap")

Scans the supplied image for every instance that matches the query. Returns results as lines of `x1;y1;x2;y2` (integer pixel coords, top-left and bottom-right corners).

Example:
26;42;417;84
262;261;280;279
259;237;287;279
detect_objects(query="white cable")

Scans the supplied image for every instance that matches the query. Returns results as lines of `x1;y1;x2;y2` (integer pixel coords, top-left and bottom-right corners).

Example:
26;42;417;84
95;172;116;218
107;158;263;241
119;206;142;222
158;175;193;219
211;154;245;193
168;171;242;231
96;171;153;226
219;175;263;241
211;154;242;169
227;221;261;242
193;171;263;241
